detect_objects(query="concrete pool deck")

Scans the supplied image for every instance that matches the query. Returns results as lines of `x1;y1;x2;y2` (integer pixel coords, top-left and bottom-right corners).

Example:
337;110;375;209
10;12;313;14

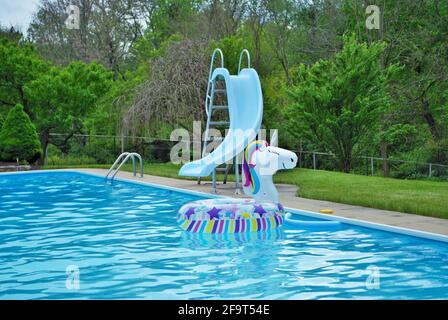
75;168;448;237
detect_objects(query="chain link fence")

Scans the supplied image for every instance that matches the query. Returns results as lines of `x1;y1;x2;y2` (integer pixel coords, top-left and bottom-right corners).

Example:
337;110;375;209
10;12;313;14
45;133;448;180
46;133;177;166
297;150;448;180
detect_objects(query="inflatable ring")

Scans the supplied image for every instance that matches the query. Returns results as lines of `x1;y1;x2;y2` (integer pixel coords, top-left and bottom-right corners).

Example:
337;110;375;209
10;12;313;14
177;198;285;234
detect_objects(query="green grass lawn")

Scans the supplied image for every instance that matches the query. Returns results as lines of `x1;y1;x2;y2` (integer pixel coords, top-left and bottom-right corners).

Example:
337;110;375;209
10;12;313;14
44;163;448;219
274;169;448;219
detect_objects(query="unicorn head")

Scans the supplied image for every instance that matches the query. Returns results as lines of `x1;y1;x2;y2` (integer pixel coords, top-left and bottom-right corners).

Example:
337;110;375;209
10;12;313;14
242;140;298;203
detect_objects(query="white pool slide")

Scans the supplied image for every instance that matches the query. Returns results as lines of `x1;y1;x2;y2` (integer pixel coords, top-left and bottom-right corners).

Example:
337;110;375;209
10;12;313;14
179;66;263;177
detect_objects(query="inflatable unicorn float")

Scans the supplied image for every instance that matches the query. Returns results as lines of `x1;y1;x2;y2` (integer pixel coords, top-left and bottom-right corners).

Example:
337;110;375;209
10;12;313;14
177;48;339;234
178;140;297;233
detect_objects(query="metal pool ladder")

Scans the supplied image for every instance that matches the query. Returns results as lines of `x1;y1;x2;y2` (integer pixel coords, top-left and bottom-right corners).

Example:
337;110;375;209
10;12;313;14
106;152;143;182
199;48;230;190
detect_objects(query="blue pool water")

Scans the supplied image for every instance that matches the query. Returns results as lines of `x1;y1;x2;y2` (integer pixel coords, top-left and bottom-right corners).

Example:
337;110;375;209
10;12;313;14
0;171;447;299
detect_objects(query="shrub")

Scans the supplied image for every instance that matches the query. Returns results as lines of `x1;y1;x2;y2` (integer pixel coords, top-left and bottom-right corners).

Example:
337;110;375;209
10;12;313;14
46;143;62;158
0;104;42;163
46;154;97;166
65;137;116;164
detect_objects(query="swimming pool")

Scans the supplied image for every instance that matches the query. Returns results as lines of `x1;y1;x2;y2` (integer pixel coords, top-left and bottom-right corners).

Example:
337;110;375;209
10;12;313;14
0;171;447;299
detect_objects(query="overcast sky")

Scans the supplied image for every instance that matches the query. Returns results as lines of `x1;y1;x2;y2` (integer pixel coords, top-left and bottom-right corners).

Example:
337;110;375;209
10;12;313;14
0;0;39;31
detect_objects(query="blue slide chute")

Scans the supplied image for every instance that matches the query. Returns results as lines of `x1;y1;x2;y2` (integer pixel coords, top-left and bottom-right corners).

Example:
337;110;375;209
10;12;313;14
179;67;263;177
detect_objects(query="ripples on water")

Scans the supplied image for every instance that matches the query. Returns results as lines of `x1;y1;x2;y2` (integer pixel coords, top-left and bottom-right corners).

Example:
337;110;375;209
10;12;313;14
0;171;447;299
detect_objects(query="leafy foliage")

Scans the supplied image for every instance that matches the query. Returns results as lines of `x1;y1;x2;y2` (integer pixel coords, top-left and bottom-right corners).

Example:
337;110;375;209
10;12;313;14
0;104;42;163
0;37;48;112
0;0;447;181
286;36;399;172
211;36;246;75
24;61;113;159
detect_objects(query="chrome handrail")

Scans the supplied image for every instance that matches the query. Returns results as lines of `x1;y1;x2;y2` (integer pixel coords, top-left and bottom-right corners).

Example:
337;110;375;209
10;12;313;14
106;152;143;182
130;152;143;178
105;152;129;180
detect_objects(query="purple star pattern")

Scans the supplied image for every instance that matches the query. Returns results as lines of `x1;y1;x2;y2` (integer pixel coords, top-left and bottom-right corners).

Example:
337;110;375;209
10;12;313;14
207;207;221;220
253;204;266;217
185;207;195;219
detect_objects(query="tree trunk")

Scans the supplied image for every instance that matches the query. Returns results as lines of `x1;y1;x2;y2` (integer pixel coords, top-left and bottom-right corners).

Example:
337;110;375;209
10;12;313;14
343;158;351;173
338;153;352;173
421;99;445;163
380;141;389;177
253;25;262;70
39;130;50;166
18;85;31;118
108;39;119;80
421;99;440;142
280;58;291;85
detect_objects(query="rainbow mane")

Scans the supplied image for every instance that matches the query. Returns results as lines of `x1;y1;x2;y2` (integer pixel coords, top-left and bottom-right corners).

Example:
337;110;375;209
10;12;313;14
242;140;269;195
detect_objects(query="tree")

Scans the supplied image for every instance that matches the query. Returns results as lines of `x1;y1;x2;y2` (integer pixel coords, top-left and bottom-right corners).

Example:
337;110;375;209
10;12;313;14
0;113;4;129
264;0;298;83
286;35;398;172
123;39;209;135
203;0;246;40
0;37;49;114
212;35;245;75
28;0;147;78
344;0;448;167
0;104;42;163
387;0;448;164
25;61;113;161
0;25;22;43
245;0;269;70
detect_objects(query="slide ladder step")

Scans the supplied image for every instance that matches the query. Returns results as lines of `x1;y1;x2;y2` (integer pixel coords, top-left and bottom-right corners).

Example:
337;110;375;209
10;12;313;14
209;121;229;126
212;105;228;110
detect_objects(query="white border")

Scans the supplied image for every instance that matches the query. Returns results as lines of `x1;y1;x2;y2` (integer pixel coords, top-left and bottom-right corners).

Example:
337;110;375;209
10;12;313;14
2;169;448;243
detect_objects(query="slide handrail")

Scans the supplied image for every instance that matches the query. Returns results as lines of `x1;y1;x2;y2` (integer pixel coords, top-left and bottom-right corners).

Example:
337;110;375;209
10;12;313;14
238;49;251;74
209;48;224;79
205;48;224;116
